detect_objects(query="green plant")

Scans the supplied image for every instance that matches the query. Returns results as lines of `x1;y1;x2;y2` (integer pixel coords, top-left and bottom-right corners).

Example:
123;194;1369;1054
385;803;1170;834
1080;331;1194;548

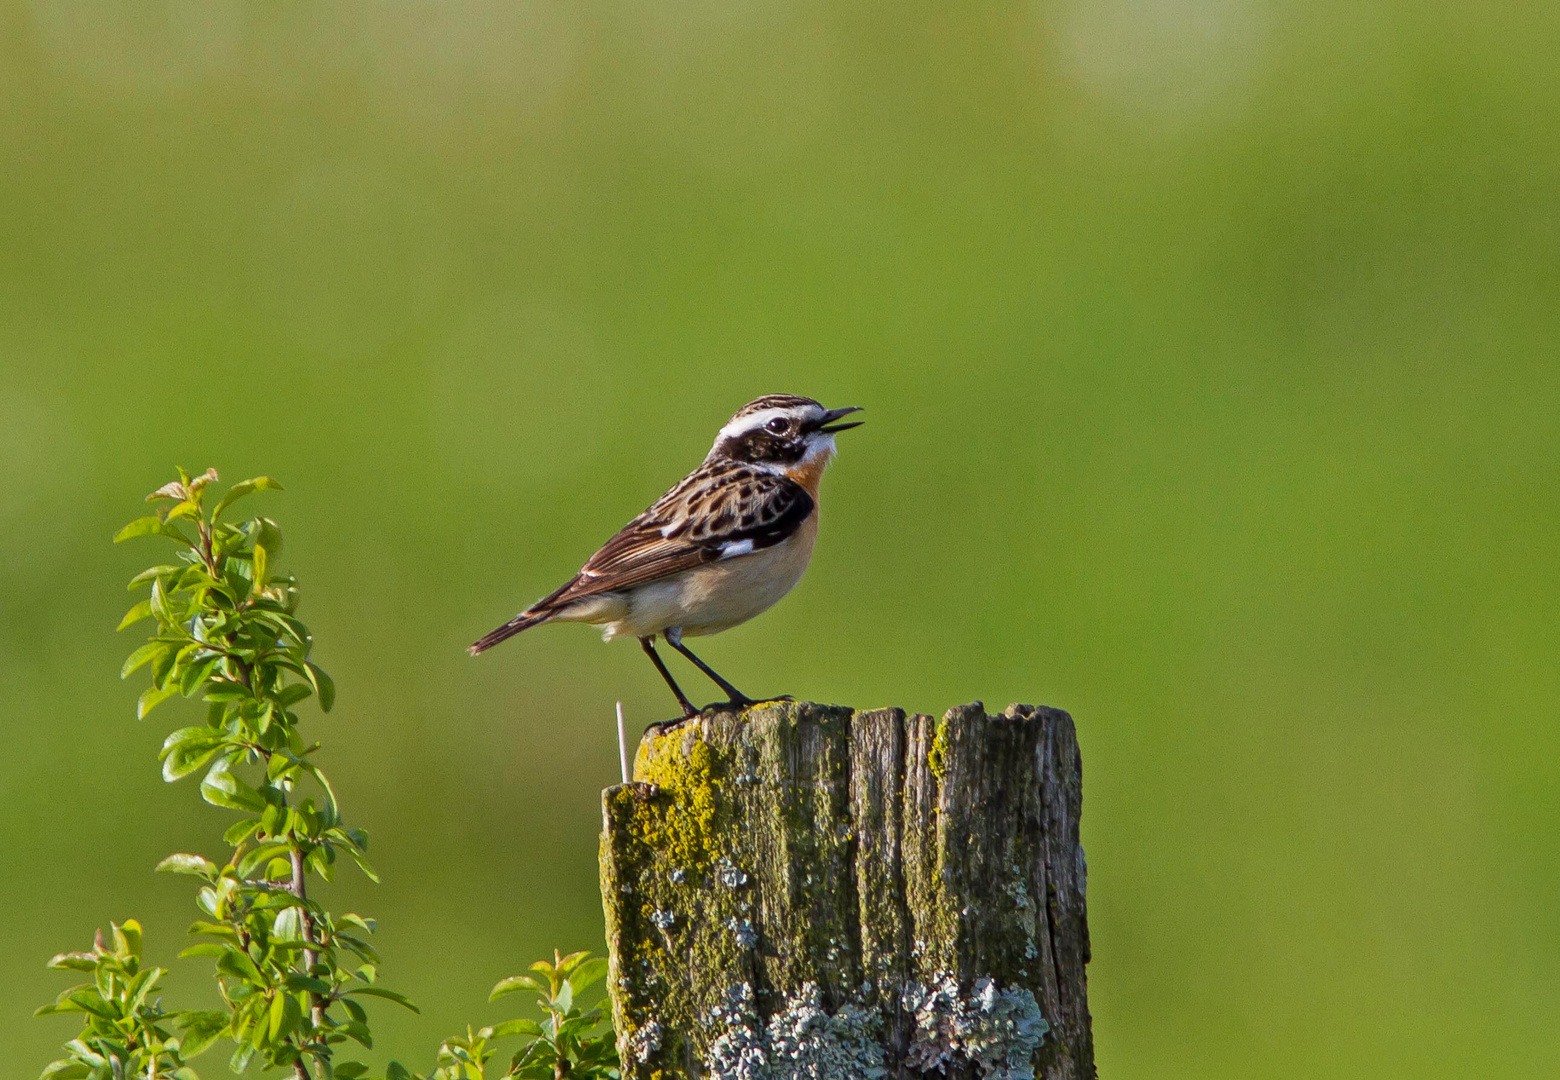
35;467;617;1080
36;920;199;1080
119;467;411;1076
414;952;618;1080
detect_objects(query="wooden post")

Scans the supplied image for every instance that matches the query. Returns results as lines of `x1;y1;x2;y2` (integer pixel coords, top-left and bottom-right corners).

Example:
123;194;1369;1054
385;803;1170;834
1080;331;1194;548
600;701;1093;1079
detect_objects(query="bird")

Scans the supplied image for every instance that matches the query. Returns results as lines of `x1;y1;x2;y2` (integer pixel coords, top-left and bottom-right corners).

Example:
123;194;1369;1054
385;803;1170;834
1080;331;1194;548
468;394;864;718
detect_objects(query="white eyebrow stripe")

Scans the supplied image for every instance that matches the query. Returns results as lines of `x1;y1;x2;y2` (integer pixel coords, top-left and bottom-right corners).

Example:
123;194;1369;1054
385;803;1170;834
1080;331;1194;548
715;405;822;442
718;539;755;559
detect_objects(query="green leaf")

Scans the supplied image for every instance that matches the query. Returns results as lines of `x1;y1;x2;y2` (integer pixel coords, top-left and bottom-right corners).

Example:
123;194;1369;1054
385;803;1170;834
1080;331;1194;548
569;957;609;994
161;727;210;757
341;843;380;884
251;519;281;597
178;943;228;960
128;565;181;590
490;1018;547;1039
161;727;227;782
200;763;266;812
275;683;313;707
125;964;161;1014
138;684;180;720
148;478;188;502
224;818;262;845
333;1065;369;1080
149;574;171;623
116;599;153;631
114;516;187;544
235;842;291;879
156;853;218;879
260;801;288;836
215;946;267;986
45;952;97;972
266;989;289;1042
64;988;117;1020
343;986;420;1012
149;641;179;689
385;1063;414;1080
212;477;282;521
121;641;165;679
298;762;341;822
202;682;251;703
556;950;591;972
61;1040;106;1066
115;918;143;958
180;654;220;697
163;741;223;783
282;973;331;994
490;975;548;1001
304;661;335;712
188;919;240;941
176;1010;230;1060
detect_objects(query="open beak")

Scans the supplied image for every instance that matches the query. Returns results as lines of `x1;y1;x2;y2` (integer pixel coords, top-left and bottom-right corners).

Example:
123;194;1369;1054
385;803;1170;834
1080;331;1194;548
817;405;865;434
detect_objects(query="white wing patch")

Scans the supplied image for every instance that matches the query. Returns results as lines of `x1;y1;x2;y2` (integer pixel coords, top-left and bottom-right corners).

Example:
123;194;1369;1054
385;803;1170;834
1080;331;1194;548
718;539;755;560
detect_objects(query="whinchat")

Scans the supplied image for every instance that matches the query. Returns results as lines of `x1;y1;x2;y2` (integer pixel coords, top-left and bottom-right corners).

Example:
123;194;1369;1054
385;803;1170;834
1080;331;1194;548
469;394;864;717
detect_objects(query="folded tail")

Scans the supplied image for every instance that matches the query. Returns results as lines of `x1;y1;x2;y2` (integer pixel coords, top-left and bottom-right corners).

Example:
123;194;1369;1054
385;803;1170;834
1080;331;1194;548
467;609;553;656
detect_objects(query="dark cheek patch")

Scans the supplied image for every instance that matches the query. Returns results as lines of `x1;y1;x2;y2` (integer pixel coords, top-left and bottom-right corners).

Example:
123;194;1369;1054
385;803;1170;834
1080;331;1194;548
719;431;806;464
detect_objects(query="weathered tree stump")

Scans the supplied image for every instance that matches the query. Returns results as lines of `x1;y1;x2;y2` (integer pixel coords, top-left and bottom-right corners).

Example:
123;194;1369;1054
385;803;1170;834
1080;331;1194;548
599;701;1093;1080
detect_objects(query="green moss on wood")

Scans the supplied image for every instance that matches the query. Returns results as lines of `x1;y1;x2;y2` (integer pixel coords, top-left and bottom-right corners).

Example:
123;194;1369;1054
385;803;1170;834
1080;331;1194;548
929;712;951;781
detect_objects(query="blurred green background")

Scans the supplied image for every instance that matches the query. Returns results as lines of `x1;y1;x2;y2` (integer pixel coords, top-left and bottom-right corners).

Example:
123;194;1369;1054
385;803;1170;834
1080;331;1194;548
2;1;1557;1075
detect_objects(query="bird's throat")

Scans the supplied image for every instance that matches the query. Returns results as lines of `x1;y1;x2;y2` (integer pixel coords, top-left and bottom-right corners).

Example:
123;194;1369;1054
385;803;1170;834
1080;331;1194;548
783;441;835;498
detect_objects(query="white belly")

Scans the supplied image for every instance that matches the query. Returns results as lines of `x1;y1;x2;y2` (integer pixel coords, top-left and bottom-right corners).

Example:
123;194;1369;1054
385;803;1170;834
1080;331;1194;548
594;514;818;641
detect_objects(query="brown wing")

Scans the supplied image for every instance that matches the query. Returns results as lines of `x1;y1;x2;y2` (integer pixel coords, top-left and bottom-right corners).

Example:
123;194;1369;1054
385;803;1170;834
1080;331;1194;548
535;459;815;614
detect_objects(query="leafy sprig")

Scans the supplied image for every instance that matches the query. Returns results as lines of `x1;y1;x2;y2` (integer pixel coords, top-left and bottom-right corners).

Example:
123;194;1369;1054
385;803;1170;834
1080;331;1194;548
118;468;411;1078
407;951;618;1080
36;467;618;1080
36;920;200;1080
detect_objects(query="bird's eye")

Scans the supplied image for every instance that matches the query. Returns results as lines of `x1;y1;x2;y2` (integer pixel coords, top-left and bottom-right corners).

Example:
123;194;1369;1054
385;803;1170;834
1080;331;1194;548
765;418;790;435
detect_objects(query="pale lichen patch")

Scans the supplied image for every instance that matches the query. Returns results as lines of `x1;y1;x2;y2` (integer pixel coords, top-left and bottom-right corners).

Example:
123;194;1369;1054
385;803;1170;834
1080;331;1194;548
706;982;888;1080
903;973;1049;1080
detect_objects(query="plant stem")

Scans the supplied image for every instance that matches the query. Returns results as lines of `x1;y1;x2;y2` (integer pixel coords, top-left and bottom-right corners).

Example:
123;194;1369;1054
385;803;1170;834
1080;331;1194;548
290;846;327;1025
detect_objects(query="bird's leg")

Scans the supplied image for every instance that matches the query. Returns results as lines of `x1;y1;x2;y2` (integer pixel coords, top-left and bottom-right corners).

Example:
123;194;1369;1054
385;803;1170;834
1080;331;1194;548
665;634;756;708
639;636;698;718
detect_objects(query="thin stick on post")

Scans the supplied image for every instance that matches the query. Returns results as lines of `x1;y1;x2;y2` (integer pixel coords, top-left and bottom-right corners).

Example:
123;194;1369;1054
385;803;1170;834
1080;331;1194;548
616;701;631;785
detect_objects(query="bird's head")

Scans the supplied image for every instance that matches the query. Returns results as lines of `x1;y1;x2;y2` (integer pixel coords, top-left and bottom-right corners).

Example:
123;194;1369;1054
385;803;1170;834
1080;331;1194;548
708;395;864;478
